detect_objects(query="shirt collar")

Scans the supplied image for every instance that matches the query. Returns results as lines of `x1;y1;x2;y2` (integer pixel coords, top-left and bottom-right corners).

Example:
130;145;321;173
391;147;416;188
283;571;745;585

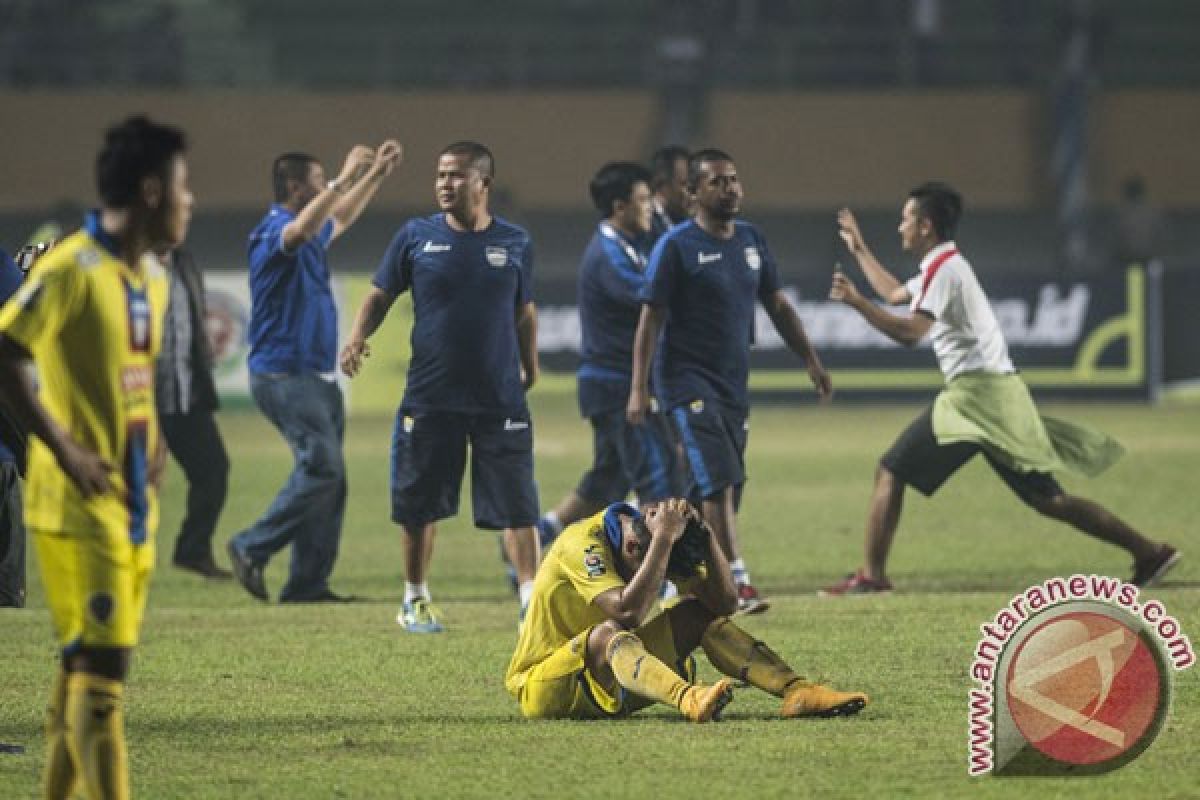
918;240;958;272
83;210;122;259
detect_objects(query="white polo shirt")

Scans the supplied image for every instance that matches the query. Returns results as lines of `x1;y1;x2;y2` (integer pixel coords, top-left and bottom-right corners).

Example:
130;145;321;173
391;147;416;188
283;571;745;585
904;241;1014;380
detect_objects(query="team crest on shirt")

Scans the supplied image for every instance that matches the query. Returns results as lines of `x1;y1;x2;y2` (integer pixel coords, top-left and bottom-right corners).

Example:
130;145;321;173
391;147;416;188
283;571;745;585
689;399;705;414
403;415;414;433
744;247;761;270
485;246;508;268
583;543;607;578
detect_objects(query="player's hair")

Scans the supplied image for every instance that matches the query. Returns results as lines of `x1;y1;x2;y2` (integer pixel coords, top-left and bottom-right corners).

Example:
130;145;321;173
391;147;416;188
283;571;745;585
687;148;735;190
440;141;495;180
589;161;652;218
649;145;690;191
908;181;963;241
95;115;187;208
272;153;319;203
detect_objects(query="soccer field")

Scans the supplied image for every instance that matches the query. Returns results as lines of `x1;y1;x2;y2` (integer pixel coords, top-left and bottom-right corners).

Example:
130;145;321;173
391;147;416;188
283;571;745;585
2;395;1197;799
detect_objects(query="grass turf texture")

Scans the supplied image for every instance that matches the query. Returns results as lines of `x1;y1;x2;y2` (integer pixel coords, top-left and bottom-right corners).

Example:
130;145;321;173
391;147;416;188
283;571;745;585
1;395;1197;799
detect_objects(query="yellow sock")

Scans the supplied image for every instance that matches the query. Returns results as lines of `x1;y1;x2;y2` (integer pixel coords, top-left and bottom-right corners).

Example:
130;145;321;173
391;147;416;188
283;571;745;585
607;631;690;709
65;672;129;800
43;669;77;800
701;617;803;697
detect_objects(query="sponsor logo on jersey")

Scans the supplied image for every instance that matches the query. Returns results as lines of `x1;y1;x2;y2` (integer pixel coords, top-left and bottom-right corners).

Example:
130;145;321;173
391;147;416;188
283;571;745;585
486;246;508;267
503;418;529;432
423;241;452;253
697;252;722;265
584;552;606;578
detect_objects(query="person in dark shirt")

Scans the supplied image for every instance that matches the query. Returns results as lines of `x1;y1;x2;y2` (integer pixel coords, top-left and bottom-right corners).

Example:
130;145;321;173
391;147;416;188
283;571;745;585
536;162;685;546
628;149;832;614
341;141;540;633
649;145;692;242
227;140;402;604
0;246;30;607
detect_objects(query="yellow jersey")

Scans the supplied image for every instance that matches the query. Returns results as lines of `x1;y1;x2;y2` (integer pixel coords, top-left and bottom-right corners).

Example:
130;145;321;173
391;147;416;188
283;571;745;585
0;215;167;542
507;511;624;695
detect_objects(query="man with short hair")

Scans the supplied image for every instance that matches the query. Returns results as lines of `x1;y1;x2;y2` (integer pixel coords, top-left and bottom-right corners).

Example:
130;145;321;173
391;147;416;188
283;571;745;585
228;140;402;604
506;498;867;721
535;162;685;546
629;149;832;614
341;141;540;632
648;145;692;241
823;182;1180;595
0;114;189;800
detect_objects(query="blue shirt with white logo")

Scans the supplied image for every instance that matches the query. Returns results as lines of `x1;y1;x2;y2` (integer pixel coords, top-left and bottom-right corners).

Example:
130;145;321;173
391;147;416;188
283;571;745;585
577;222;649;418
246;205;338;375
641;219;781;411
374;213;534;414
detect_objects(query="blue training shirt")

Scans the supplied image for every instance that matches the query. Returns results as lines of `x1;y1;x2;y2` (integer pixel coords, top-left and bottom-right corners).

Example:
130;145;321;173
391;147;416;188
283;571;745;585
576;222;649;418
374;213;534;415
0;248;23;463
641;219;782;411
246;205;338;375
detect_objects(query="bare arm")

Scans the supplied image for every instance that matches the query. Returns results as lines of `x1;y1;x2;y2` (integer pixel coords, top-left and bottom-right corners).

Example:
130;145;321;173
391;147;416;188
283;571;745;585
340;286;397;377
591;500;689;629
515;301;538;391
830;273;932;347
330;140;403;241
763;290;832;400
626;304;665;425
838;208;911;305
281;145;376;253
0;335;112;496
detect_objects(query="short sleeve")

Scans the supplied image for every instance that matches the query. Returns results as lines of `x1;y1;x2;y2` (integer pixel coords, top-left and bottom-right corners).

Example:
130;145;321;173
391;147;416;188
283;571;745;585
0;255;84;354
516;237;534;306
315;218;335;249
560;535;625;605
641;236;681;307
910;264;957;319
755;233;782;302
372;224;414;296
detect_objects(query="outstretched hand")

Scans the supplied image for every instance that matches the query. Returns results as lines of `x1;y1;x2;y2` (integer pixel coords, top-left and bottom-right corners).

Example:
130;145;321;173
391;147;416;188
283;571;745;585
837;208;867;256
372;139;404;178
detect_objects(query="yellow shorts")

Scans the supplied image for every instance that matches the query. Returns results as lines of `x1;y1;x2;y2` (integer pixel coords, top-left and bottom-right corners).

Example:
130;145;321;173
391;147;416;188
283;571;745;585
32;526;155;651
517;612;693;720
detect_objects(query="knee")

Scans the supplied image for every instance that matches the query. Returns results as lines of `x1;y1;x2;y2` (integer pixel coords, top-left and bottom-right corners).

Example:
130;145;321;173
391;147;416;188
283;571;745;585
1028;491;1068;518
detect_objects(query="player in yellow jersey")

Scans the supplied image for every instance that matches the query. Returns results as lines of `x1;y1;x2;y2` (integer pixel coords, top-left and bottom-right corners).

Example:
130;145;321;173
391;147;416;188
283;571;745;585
0;115;191;800
506;498;868;722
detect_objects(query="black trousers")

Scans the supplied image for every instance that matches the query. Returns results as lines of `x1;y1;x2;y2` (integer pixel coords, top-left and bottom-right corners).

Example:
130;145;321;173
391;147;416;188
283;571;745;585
160;409;230;563
0;462;24;607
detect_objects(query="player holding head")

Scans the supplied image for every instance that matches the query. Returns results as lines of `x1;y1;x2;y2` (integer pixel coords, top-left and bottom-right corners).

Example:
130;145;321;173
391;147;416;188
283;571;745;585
507;498;867;721
535;161;686;547
341;141;541;632
648;144;692;241
628;149;832;614
227;138;402;604
0;115;190;800
823;182;1180;595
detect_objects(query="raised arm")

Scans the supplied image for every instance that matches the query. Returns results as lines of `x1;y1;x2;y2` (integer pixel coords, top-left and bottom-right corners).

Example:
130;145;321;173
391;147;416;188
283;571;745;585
830;272;932;347
340;286;397;377
838;208;911;305
281;145;376;252
763;290;832;400
515;301;539;390
330;139;404;241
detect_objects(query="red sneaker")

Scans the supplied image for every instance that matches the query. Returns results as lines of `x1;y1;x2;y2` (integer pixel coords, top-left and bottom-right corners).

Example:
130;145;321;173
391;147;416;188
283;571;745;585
736;582;770;614
818;570;894;597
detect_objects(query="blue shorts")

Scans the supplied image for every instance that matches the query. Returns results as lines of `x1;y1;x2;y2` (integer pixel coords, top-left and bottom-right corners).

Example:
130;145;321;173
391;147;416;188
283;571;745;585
576;410;685;506
670;399;748;502
390;409;540;530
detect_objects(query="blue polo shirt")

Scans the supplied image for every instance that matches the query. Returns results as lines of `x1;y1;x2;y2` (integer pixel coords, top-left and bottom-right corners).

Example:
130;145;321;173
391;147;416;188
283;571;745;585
0;248;23;463
641;219;782;411
577;222;649;418
246;205;338;375
373;213;534;415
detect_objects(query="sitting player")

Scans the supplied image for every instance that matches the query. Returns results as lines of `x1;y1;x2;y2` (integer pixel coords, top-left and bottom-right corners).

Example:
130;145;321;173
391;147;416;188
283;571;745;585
505;498;867;722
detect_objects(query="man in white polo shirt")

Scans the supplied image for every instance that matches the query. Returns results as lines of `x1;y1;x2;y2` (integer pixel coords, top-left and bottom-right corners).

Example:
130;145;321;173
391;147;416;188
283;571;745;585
821;181;1179;595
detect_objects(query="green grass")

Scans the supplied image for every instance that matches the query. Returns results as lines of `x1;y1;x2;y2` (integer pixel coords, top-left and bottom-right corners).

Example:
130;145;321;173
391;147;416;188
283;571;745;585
1;395;1197;798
